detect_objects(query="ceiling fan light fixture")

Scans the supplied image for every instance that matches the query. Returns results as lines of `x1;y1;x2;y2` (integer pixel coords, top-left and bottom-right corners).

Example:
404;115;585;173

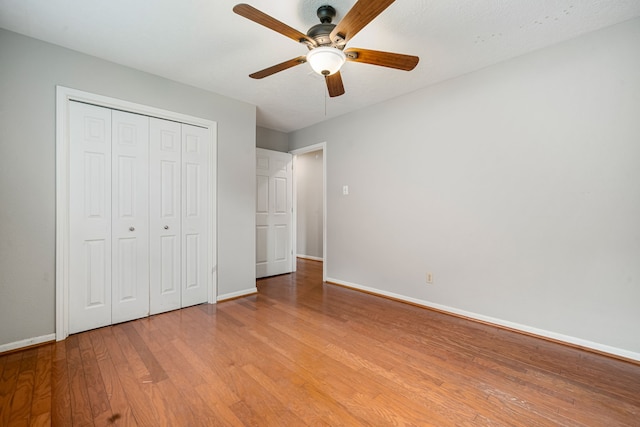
306;46;346;76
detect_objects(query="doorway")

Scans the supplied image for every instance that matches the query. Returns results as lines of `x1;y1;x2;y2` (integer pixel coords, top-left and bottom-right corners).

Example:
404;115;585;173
291;142;327;282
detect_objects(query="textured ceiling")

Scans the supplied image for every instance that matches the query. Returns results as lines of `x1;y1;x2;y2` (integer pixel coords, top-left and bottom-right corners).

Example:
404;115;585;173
1;0;639;132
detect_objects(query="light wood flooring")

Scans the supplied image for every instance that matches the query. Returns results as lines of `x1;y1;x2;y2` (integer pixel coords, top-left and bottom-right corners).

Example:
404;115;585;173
1;258;639;426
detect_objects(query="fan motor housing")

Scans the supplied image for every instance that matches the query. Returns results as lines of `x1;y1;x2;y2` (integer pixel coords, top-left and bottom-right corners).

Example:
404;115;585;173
307;23;336;46
307;5;342;47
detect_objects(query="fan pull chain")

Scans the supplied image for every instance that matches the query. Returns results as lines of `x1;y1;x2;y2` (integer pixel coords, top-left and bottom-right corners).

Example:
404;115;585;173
324;88;327;117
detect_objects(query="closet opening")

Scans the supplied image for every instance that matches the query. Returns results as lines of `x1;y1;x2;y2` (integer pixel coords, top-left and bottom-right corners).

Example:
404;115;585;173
55;86;217;340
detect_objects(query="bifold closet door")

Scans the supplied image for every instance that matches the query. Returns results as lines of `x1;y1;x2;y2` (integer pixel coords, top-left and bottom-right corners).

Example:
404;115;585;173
149;119;209;313
149;118;182;314
181;124;210;308
69;102;113;334
110;110;150;324
68;103;150;333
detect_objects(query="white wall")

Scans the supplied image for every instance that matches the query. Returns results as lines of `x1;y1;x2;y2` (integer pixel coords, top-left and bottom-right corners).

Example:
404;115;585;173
296;150;324;259
0;29;256;348
289;18;640;358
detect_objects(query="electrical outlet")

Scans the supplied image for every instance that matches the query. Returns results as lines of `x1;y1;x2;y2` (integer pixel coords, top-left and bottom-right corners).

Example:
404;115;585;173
426;272;433;284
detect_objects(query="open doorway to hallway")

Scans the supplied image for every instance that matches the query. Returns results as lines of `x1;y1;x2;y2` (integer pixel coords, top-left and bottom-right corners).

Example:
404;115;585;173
291;143;326;282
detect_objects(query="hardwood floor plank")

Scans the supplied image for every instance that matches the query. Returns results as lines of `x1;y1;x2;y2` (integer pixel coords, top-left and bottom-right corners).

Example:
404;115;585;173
77;332;114;425
28;412;50;427
241;363;353;427
0;353;23;425
119;323;168;384
29;345;52;420
65;335;95;426
51;342;72;426
110;325;152;384
88;328;109;362
112;360;159;426
7;349;37;426
240;325;362;421
245;327;380;425
149;341;217;424
0;352;7;379
141;381;188;427
94;354;138;427
193;384;245;427
97;327;127;368
171;340;241;407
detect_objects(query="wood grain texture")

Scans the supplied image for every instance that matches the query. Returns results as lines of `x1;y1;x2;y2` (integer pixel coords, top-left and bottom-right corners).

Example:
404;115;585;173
345;47;419;70
248;56;306;79
1;258;639;425
326;71;345;97
233;4;314;46
330;0;396;44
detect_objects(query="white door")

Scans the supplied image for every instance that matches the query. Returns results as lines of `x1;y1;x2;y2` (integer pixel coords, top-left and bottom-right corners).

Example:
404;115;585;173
149;118;182;314
69;102;113;334
181;124;210;306
111;110;150;324
256;148;293;278
69;105;150;331
149;120;210;312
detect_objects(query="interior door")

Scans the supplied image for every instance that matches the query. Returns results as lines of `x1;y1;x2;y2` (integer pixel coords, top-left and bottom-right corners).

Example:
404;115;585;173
111;110;150;324
256;148;293;278
181;124;210;307
149;118;182;314
68;102;113;334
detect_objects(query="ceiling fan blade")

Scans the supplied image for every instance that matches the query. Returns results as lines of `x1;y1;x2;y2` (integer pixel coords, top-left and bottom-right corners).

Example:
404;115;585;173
325;72;345;97
345;48;419;71
249;56;307;79
233;4;316;47
329;0;395;45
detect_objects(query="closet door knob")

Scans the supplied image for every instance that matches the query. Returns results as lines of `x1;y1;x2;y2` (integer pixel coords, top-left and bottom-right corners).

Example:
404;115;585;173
164;225;169;230
129;226;135;232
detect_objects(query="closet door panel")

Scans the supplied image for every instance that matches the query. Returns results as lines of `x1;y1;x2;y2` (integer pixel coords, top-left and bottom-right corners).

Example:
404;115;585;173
150;118;182;314
69;102;113;334
111;110;150;324
182;124;209;307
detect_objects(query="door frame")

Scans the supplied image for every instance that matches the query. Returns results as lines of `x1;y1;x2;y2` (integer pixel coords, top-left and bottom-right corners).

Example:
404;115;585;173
55;86;218;341
290;142;327;282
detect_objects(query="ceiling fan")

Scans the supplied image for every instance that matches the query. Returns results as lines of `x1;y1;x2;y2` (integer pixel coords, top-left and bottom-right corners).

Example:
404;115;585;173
233;1;419;97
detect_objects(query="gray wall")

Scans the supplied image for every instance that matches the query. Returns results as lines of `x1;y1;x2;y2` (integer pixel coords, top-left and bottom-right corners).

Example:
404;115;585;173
296;150;324;259
0;29;256;347
256;126;289;152
290;19;640;356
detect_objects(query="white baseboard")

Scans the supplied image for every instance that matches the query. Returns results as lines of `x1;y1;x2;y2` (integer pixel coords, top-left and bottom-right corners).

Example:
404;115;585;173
326;277;640;363
297;254;324;262
217;287;258;302
0;333;56;354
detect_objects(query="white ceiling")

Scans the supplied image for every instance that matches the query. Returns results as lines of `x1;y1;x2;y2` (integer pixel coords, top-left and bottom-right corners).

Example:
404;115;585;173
1;0;639;132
